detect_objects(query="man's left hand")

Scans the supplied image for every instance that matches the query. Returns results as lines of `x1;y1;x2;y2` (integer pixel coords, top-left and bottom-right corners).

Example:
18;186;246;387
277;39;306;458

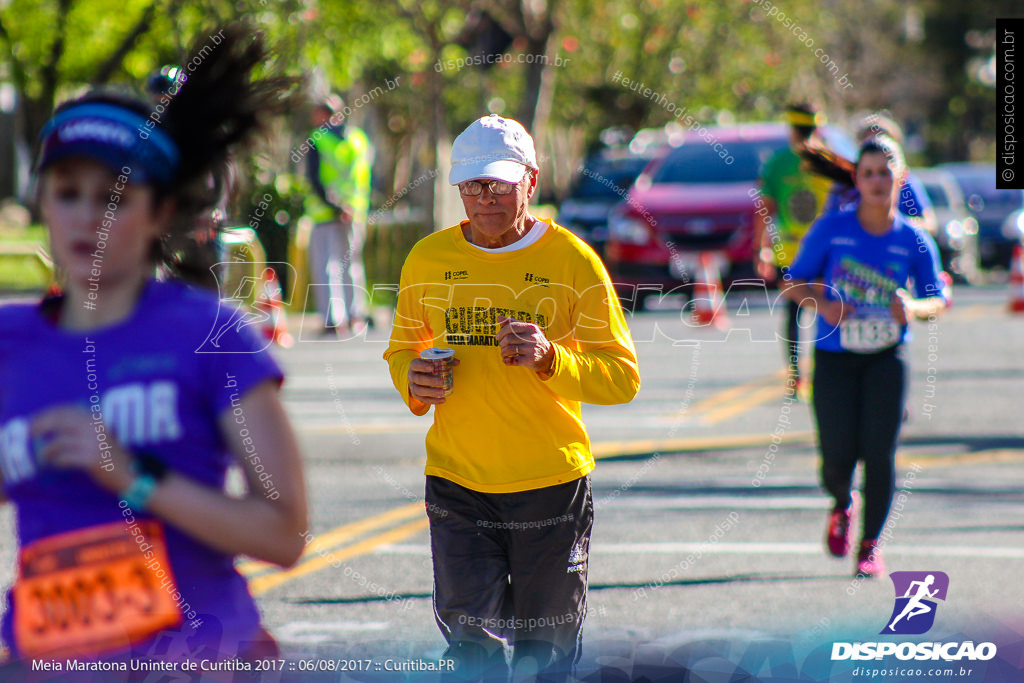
496;316;555;376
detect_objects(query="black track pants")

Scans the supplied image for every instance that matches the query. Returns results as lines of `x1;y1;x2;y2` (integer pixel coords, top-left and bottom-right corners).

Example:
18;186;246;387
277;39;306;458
425;475;593;682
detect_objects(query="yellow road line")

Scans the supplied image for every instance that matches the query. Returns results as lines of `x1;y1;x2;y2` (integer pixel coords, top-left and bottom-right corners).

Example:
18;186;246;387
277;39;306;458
700;383;787;425
249;517;430;595
242;430;821;593
684;370;785;416
237;501;424;577
896;448;1024;469
592;430;815;459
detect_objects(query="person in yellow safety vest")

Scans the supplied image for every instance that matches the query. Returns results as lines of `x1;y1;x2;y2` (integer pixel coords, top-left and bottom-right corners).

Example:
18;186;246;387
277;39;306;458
304;95;374;335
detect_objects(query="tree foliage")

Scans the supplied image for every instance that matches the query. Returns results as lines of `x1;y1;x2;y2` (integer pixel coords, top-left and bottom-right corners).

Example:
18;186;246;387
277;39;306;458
0;0;1010;202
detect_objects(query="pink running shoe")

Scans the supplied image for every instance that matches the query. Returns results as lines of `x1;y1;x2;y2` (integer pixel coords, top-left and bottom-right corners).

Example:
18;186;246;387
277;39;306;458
825;493;857;557
855;540;886;578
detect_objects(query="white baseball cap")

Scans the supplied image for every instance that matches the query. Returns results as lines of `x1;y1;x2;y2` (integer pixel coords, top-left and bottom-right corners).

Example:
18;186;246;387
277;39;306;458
449;114;539;186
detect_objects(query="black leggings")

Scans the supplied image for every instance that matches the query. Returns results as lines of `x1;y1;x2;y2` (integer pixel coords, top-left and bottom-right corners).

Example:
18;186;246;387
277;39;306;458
812;345;905;541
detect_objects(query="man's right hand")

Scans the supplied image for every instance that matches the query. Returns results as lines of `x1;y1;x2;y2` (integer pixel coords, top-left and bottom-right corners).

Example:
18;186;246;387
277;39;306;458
408;358;459;405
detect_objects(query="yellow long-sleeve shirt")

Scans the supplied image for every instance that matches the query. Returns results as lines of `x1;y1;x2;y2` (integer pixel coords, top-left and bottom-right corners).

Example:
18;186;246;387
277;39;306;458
383;218;640;493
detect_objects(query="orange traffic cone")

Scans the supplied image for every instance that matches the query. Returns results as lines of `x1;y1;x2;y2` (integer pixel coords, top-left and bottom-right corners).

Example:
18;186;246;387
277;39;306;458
255;268;294;347
691;252;729;329
1009;244;1024;313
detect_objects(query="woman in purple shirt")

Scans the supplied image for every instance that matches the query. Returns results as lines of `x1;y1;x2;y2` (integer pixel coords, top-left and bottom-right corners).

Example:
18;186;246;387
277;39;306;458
0;26;307;668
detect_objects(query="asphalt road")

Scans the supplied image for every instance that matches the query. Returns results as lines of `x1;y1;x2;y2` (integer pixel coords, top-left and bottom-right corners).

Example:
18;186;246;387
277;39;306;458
1;282;1022;681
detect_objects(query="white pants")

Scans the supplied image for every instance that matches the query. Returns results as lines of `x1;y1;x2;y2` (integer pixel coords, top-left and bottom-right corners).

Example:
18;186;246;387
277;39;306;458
309;218;367;327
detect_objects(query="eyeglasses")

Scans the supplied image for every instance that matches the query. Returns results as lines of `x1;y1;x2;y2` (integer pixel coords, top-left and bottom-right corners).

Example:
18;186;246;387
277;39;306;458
458;179;520;196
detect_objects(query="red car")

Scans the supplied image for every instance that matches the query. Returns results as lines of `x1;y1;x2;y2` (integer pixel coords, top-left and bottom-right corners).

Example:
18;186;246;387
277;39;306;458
605;123;839;311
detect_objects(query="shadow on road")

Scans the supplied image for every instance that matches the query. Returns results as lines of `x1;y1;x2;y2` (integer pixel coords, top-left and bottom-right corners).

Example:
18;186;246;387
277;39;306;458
590;572;853;593
278;573;862;610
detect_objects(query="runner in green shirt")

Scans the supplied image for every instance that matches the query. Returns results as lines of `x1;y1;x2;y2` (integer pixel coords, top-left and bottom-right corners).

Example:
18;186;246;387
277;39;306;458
758;104;833;392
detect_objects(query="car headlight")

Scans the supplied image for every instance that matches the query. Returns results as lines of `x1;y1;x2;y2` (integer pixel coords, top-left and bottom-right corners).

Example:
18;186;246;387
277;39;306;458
609;215;651;245
1001;211;1024;239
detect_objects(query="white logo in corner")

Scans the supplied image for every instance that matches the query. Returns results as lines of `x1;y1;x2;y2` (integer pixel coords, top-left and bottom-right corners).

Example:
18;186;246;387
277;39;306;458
567;542;587;574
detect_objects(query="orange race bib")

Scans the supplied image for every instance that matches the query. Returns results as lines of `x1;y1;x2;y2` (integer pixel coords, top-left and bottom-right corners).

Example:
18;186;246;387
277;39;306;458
13;520;184;659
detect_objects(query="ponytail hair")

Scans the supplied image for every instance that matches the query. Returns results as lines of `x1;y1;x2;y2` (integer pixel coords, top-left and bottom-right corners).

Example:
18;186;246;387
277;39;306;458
38;23;294;288
162;24;291;189
156;24;294;285
798;143;856;188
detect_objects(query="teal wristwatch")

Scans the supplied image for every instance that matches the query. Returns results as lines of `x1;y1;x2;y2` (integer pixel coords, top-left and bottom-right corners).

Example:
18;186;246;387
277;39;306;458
118;454;169;511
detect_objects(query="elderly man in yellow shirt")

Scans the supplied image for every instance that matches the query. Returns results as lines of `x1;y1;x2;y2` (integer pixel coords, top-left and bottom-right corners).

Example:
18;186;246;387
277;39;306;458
384;114;640;682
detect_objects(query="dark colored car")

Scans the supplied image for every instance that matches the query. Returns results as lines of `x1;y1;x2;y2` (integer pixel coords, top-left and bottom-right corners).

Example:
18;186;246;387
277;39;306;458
604;122;852;310
937;163;1024;269
557;149;657;255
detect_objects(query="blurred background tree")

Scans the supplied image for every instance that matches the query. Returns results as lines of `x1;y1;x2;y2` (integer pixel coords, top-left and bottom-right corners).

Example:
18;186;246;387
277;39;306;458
0;0;1014;215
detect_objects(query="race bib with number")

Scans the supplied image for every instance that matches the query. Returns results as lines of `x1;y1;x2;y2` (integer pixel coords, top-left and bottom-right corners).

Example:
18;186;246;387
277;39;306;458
13;520;183;659
839;317;901;353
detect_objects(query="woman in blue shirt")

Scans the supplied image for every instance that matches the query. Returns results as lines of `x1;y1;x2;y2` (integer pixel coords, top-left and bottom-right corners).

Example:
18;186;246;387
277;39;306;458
784;136;948;578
